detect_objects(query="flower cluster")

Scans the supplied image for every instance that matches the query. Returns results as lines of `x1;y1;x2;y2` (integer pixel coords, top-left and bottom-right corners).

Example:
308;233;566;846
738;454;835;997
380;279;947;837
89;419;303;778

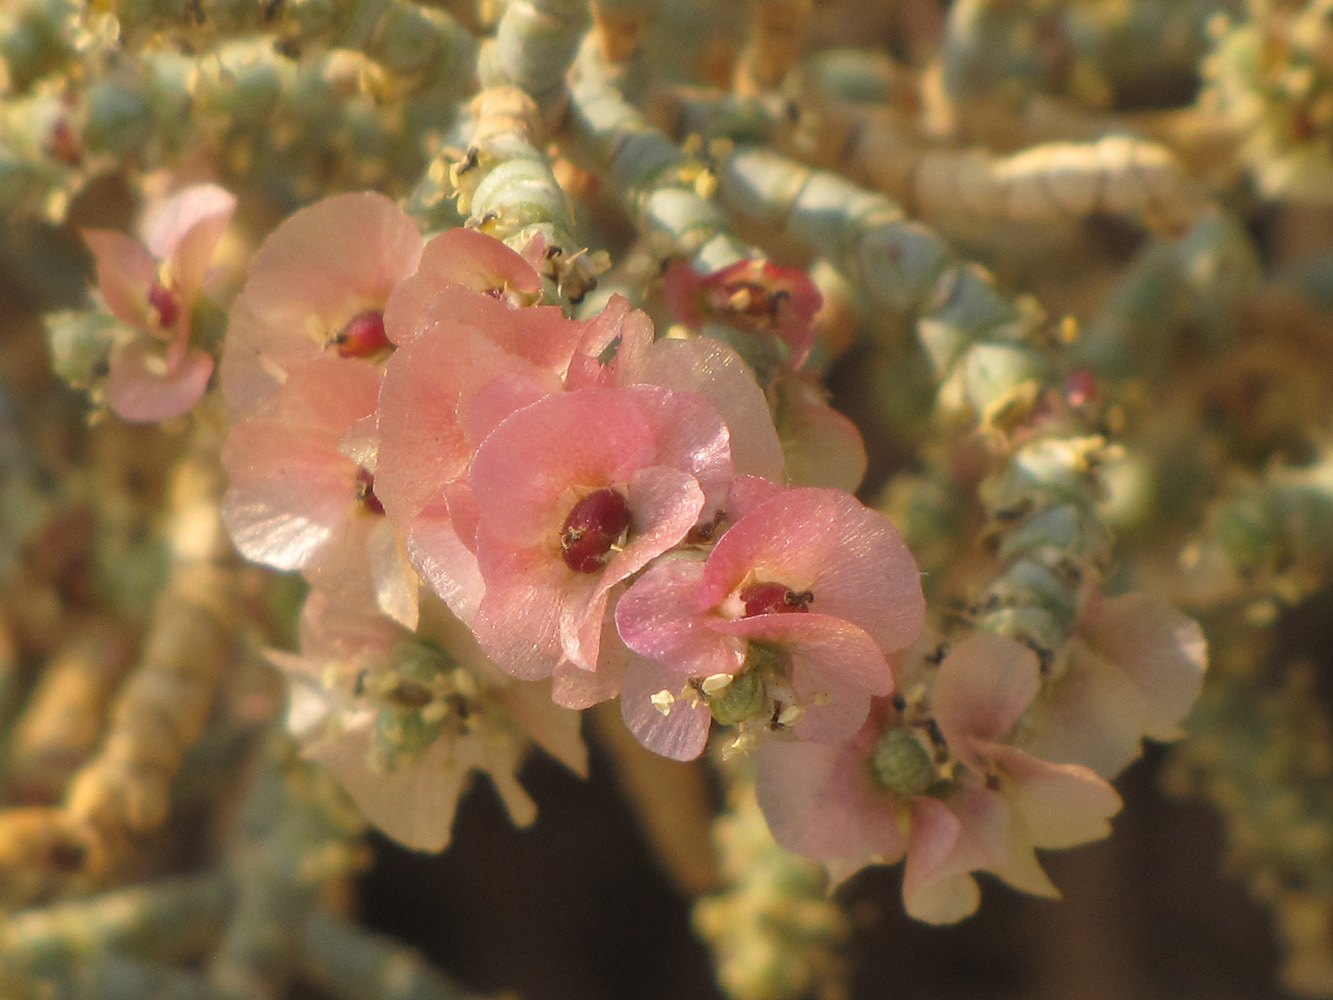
83;183;237;421
218;194;1205;921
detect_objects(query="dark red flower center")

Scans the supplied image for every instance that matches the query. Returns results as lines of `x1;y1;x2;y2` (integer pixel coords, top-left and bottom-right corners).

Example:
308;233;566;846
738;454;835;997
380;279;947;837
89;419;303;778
559;488;631;573
356;468;385;516
148;280;180;329
331;310;391;359
740;581;813;616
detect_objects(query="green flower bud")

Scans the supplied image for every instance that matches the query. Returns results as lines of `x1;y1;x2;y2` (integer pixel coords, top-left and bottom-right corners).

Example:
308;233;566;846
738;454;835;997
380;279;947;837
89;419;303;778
870;727;935;797
374;706;443;765
708;668;767;727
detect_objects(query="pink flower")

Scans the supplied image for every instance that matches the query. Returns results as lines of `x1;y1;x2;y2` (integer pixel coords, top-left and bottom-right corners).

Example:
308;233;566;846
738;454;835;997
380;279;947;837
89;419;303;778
220;192;424;416
222;356;418;626
665;258;822;371
464;385;736;706
274;590;586;852
83;183;236;421
755;633;1120;924
615;486;925;760
1018;591;1207;778
375;244;785;630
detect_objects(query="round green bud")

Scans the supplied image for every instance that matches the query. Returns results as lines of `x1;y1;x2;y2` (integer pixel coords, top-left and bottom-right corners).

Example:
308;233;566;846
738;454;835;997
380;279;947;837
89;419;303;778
870;727;935;797
708;669;767;727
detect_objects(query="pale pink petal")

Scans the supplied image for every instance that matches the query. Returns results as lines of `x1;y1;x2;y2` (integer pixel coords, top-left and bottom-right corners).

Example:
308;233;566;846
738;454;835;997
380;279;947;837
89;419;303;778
305;721;467;852
468;388;658;547
221;192;422;412
596;467;706;599
222;420;358;571
412;226;542;300
951;783;1060;900
932;633;1041;774
1022;647;1149;778
106;341;214;421
628;336;786;482
566;295;654;389
297;588;403;661
621;383;734;510
901;796;974;924
552;656;624;708
83;230;157;329
408;499;486;625
773;376;868;493
984;742;1121;850
616;560;745;679
471;544;581;679
461;368;558;448
144;183;236;261
700;487;925;656
272;355;382;429
712;613;890;740
713;613;893;695
1023;594;1206;779
374;321;556;529
755;724;907;867
1082;593;1207;741
367;518;419;630
620;655;713;760
724;475;784;521
155;186;237;321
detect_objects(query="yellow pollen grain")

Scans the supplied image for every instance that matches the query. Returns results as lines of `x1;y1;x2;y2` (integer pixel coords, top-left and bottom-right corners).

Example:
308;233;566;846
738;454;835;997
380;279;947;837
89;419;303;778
776;704;803;727
650;689;676;715
701;673;733;696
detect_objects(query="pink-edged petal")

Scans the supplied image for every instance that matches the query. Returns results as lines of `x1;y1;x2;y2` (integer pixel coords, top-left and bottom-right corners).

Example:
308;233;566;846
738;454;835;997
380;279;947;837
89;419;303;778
297;588;403;661
701;487;925;656
984;742;1121;850
566;295;654;390
755;725;907;867
622;383;734;507
374;321;556;529
412;226;542;301
932;633;1041;774
724;475;784;522
367;518;418;629
273;354;382;430
221;192;422;412
84;230;157;329
773;376;868;493
222;421;358;571
1082;593;1207;741
156;188;236;322
468;388;658;546
628;336;786;483
471;544;583;679
599;467;706;594
552;656;624;708
616;560;745;678
901;796;973;924
461;367;558;449
107;341;214;421
553;616;627;707
144;183;236;262
407;499;486;625
714;613;893;695
620;655;713;760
